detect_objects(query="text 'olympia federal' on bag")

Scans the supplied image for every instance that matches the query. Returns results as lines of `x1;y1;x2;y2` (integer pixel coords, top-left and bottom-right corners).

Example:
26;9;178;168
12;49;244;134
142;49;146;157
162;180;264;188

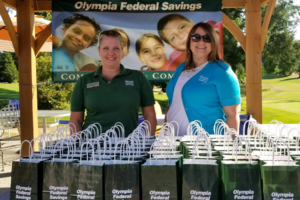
104;160;141;200
142;159;181;200
69;141;105;200
51;0;223;82
221;161;262;200
10;140;47;200
182;159;219;200
261;165;300;200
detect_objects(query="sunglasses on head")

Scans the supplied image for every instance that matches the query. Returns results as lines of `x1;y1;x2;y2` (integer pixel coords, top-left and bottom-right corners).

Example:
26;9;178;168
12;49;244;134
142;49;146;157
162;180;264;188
100;30;121;37
190;34;211;43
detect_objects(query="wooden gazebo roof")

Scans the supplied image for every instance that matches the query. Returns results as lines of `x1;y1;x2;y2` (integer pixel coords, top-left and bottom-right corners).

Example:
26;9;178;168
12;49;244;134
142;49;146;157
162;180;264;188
0;0;277;156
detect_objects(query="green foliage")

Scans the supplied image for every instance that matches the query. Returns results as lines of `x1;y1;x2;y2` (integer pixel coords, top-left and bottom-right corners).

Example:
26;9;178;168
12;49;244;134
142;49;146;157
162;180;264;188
34;12;75;110
235;63;246;83
262;0;300;76
222;9;245;72
36;53;75;110
0;52;18;83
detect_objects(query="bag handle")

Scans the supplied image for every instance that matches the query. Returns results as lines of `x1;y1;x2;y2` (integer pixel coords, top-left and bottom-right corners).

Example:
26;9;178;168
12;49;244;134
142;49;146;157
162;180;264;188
273;138;290;165
90;138;103;161
149;137;171;165
192;134;211;163
52;139;73;161
80;141;95;164
68;122;77;135
213;119;225;135
113;122;125;138
279;125;290;138
87;123;102;138
19;140;33;162
99;133;113;156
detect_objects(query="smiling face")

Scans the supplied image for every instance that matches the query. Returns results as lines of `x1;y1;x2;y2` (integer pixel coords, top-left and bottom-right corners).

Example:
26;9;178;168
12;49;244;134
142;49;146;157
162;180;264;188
162;19;194;51
138;37;167;70
62;20;96;55
190;27;212;62
98;36;123;68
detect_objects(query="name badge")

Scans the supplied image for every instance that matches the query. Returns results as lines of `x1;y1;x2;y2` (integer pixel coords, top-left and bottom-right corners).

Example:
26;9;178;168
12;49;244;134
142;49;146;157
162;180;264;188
87;82;99;88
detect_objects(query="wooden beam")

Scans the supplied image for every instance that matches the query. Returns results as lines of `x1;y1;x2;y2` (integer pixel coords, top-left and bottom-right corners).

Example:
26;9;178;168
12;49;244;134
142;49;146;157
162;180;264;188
0;0;18;56
34;1;51;12
261;0;277;51
35;22;51;56
261;0;269;6
222;0;245;8
222;13;246;51
2;0;16;10
17;0;39;157
245;0;262;123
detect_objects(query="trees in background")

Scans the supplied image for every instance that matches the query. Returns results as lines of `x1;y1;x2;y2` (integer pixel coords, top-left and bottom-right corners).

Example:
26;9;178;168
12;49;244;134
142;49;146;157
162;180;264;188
35;12;75;110
262;0;300;76
36;53;75;110
0;52;18;83
223;0;300;78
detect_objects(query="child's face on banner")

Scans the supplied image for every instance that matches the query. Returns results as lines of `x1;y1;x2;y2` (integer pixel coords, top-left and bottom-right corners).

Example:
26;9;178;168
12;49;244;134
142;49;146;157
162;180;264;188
163;19;194;51
138;38;167;70
62;20;96;52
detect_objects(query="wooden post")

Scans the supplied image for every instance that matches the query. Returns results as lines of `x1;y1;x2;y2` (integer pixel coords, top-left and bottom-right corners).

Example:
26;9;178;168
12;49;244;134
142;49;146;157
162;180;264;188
17;0;39;157
245;0;262;123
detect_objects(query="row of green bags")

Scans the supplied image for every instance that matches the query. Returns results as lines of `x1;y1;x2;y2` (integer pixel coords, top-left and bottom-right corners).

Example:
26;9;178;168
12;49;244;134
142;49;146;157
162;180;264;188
10;156;180;199
11;151;300;200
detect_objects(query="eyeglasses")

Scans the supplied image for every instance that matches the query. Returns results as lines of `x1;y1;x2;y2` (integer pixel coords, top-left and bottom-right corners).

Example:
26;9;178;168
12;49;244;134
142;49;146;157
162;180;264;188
190;34;211;43
100;30;121;37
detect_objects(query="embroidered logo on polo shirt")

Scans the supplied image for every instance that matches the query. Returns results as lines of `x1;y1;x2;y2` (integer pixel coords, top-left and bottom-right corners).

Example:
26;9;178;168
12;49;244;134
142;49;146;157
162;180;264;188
87;82;99;88
199;76;209;82
125;80;134;86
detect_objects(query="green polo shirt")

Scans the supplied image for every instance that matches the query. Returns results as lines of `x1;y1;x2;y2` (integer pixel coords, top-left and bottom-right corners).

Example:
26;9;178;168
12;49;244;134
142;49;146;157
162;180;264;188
71;65;154;137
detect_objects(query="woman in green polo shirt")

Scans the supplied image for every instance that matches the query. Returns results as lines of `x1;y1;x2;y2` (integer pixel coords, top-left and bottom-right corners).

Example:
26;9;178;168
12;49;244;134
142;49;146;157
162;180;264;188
70;30;157;137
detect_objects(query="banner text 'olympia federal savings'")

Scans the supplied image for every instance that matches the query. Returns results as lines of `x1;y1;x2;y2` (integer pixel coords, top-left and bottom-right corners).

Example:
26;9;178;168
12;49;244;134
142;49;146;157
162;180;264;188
74;1;202;11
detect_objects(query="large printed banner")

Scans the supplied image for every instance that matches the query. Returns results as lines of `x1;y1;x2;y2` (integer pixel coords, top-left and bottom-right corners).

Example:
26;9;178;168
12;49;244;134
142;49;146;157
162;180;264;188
52;0;223;82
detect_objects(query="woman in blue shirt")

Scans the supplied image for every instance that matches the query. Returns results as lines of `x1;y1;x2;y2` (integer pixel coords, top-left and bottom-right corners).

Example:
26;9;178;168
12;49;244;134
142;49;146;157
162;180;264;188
166;22;241;135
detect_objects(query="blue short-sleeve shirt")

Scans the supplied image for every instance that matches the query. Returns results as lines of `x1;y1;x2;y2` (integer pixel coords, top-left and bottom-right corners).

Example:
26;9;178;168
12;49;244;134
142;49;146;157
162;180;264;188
166;61;241;134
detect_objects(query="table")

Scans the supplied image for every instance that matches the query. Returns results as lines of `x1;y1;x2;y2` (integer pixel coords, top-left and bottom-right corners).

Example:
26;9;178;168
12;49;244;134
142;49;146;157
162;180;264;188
38;110;70;133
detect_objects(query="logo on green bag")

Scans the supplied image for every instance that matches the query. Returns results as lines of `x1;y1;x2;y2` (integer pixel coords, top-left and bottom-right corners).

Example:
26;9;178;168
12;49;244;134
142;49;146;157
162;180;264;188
15;185;32;200
149;190;170;199
49;186;68;200
271;192;294;200
112;189;132;199
233;190;254;199
77;190;96;199
190;190;211;200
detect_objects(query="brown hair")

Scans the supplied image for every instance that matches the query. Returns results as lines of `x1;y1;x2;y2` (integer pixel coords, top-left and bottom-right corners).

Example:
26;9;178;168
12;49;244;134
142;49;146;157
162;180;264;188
135;33;165;56
111;28;131;51
157;14;190;44
98;30;123;49
185;22;221;70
